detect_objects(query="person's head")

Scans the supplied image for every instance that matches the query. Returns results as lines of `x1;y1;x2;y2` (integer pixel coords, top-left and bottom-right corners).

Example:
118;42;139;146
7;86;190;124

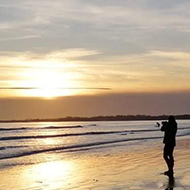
168;115;176;124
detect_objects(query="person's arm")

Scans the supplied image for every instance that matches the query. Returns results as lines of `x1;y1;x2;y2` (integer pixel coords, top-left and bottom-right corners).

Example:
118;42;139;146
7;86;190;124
161;122;168;131
174;124;177;135
161;125;165;131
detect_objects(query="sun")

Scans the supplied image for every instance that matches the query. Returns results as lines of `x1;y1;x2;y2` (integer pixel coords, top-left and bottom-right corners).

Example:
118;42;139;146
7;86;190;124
21;68;79;98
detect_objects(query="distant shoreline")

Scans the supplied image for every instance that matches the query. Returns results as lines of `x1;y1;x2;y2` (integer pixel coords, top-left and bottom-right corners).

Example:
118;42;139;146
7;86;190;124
0;114;190;123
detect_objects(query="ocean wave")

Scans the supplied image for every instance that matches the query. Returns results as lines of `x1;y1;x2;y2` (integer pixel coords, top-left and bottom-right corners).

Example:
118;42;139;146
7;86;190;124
1;131;190;160
0;125;83;131
0;136;163;160
0;125;190;141
1;127;189;141
0;127;28;131
43;125;83;129
0;145;28;150
87;124;97;126
0;129;158;141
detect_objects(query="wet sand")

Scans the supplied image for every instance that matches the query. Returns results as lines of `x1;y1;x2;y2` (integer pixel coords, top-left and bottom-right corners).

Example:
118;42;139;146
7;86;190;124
0;137;190;190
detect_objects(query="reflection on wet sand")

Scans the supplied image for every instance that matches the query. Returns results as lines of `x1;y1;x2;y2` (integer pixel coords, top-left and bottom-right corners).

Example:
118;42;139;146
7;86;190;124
165;176;175;190
1;138;190;189
22;159;75;189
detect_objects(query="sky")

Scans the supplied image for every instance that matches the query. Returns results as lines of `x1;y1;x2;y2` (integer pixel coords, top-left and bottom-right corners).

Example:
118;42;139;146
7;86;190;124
0;0;190;119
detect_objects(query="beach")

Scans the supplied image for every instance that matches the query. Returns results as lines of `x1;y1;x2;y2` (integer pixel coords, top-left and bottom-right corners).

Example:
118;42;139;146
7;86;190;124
0;121;190;190
1;0;190;189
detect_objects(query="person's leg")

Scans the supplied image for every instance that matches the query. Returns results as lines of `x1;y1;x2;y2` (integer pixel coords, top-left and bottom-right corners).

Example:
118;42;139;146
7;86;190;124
163;145;170;172
168;146;175;173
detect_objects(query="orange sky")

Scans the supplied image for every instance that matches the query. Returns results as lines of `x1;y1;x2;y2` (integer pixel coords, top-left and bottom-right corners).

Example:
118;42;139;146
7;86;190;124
1;50;190;99
0;0;190;118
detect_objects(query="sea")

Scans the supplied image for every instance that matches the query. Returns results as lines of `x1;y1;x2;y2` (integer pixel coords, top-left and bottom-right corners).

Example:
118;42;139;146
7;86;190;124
1;120;190;164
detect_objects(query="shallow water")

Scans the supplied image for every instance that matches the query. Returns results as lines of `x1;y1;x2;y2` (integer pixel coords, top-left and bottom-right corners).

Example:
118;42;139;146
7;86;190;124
1;120;190;161
1;120;190;190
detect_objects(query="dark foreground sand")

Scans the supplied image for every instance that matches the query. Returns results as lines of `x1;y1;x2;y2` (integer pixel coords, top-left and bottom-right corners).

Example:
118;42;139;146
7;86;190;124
0;137;190;190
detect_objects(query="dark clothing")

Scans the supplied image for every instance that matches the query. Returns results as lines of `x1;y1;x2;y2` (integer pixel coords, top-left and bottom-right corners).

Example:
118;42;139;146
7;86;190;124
164;144;174;158
161;122;177;147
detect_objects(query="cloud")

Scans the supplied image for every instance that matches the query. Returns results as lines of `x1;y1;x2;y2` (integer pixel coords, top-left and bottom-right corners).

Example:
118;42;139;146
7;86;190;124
0;48;101;67
0;0;190;56
37;0;190;31
0;1;190;97
0;49;190;100
147;50;190;59
0;35;40;41
1;48;190;79
47;49;101;60
1;1;190;36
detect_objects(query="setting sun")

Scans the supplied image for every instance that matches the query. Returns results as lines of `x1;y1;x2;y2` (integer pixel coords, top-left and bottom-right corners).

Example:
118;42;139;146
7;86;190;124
20;68;81;98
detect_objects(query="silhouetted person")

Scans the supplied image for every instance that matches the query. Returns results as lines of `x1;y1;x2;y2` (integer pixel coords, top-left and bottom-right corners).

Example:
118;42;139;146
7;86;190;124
161;116;177;177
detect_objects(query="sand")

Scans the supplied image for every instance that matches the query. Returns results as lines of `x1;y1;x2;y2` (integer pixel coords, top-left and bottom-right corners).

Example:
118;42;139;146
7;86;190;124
0;137;190;190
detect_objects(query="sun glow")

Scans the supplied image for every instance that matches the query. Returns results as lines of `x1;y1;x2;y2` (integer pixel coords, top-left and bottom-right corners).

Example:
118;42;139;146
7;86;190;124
21;68;81;98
